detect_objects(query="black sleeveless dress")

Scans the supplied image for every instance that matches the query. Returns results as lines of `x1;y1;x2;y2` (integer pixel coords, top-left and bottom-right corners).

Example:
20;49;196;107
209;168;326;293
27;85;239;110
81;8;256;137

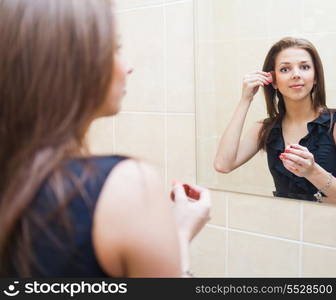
12;155;128;277
266;112;336;201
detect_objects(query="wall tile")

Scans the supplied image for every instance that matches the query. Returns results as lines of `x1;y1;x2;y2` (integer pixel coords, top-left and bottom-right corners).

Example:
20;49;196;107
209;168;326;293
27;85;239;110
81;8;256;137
228;193;301;240
305;33;336;110
197;136;218;188
167;115;196;186
216;152;275;197
116;0;165;10
114;113;165;178
196;41;215;94
267;0;303;38
302;0;336;33
196;93;218;138
213;41;240;99
303;202;336;247
209;190;227;227
87;117;115;154
166;0;186;3
228;231;299;277
212;0;239;41
190;226;226;277
117;8;165;112
166;1;195;112
302;245;336;277
195;0;214;41
232;0;270;40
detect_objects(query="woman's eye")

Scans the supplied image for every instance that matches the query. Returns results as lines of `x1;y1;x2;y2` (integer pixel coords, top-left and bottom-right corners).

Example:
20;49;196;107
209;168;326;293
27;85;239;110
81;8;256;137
280;67;289;72
301;65;310;70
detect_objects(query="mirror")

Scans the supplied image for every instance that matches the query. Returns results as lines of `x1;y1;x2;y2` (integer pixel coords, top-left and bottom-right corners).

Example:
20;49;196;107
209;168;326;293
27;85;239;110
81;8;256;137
195;0;336;200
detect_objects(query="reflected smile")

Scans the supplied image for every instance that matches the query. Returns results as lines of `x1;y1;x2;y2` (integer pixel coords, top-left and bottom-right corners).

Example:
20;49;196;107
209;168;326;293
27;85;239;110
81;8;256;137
289;84;304;89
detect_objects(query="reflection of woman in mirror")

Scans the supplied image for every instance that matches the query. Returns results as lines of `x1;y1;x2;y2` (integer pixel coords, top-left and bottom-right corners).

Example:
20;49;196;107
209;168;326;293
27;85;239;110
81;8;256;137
214;37;336;203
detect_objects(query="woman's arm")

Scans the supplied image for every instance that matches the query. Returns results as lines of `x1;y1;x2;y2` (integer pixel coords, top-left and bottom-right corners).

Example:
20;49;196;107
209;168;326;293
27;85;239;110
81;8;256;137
307;124;336;203
214;118;263;173
305;164;336;204
214;71;272;173
280;144;336;203
93;159;181;277
171;183;211;276
92;159;210;277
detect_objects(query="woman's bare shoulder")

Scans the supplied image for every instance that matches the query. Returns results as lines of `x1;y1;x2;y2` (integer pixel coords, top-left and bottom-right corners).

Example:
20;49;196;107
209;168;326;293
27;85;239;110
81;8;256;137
101;158;162;194
92;158;180;277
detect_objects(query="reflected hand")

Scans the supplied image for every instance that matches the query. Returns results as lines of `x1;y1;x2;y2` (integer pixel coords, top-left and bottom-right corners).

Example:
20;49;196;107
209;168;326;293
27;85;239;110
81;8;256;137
171;182;211;242
279;144;315;178
241;71;273;102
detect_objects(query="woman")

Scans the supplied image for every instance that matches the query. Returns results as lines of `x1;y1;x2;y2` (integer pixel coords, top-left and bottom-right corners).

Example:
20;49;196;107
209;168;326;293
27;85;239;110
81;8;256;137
214;37;336;203
0;0;211;277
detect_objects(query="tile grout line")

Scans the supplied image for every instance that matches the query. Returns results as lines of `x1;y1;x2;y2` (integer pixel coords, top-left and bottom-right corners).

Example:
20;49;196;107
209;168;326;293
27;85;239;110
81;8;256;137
299;202;304;277
225;193;229;277
116;0;192;13
196;32;336;44
163;4;168;192
119;111;195;116
207;223;336;251
192;0;199;188
112;117;116;153
299;0;304;279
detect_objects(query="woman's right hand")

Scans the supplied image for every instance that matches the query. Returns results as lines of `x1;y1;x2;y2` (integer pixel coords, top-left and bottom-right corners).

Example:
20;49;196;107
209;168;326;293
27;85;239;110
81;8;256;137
171;183;211;242
241;71;273;102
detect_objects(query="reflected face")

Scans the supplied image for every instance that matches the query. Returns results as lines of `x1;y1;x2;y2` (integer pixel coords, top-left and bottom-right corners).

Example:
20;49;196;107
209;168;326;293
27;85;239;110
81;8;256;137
273;47;316;102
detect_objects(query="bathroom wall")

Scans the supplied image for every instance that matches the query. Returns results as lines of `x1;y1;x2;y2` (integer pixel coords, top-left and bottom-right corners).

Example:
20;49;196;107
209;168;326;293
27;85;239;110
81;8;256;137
87;0;336;277
88;0;196;195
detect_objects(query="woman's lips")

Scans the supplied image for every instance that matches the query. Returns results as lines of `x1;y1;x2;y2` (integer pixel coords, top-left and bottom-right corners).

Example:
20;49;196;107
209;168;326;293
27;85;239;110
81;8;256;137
290;84;304;89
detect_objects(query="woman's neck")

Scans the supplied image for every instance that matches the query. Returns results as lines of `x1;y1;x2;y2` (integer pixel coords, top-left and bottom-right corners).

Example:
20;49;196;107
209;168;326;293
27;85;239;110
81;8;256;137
283;95;320;124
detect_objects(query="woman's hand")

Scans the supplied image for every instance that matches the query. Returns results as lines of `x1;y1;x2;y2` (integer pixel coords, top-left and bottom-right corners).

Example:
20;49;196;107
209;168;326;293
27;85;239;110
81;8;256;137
241;71;273;102
279;144;316;177
171;182;211;242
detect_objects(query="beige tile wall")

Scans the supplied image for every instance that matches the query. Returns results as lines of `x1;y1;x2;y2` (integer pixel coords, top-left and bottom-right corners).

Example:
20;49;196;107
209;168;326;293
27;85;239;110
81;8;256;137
190;192;336;277
88;0;336;277
88;0;196;190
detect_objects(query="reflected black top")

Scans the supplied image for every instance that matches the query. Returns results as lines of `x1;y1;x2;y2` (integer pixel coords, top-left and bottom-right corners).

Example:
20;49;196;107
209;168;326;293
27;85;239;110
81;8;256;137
266;112;336;201
17;155;128;277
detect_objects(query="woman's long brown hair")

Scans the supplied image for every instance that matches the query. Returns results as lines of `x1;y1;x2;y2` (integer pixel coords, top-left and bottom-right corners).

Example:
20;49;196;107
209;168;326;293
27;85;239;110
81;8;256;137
258;37;327;150
0;0;115;276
